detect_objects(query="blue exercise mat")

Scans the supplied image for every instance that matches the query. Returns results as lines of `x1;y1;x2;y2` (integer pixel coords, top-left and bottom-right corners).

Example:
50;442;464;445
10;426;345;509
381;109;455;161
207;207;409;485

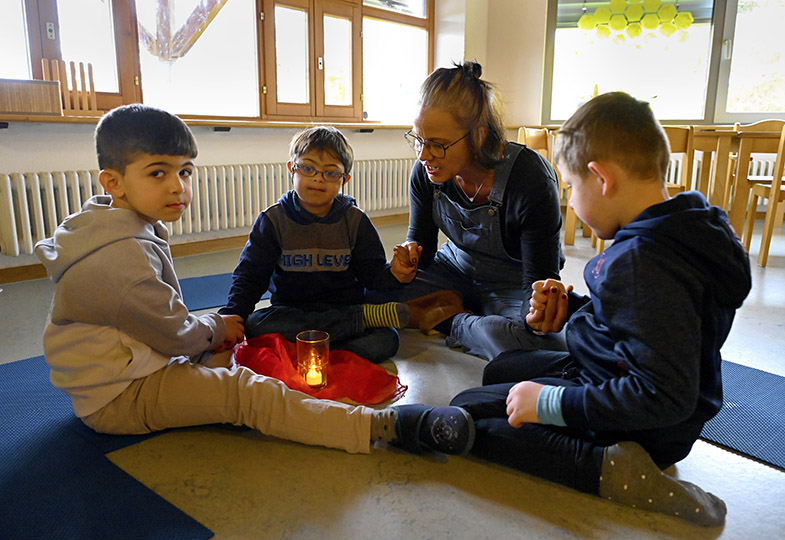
0;356;213;540
700;360;785;471
179;272;270;311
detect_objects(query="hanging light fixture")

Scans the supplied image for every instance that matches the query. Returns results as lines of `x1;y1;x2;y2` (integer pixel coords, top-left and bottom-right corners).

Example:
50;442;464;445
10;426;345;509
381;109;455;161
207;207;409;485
577;0;693;40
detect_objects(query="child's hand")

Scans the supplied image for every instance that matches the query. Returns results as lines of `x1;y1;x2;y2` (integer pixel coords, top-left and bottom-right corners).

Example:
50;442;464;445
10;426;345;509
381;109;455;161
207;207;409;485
506;381;544;427
213;315;245;352
525;279;573;334
390;241;422;283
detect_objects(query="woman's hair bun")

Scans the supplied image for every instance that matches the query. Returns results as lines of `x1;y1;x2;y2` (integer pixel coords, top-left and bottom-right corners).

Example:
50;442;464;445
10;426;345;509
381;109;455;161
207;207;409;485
460;61;482;79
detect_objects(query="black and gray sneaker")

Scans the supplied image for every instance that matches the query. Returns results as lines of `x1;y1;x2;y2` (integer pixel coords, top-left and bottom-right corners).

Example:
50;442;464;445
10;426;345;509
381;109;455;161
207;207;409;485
391;405;475;456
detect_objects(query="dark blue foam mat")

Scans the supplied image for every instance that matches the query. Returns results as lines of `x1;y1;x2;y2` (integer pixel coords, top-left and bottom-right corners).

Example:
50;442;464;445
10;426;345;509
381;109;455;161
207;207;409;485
179;272;270;311
0;356;213;540
700;360;785;471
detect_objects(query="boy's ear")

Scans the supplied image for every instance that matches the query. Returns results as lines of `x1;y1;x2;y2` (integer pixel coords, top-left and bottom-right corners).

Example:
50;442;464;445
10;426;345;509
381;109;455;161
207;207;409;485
587;161;617;196
342;173;350;185
286;161;294;174
99;169;124;198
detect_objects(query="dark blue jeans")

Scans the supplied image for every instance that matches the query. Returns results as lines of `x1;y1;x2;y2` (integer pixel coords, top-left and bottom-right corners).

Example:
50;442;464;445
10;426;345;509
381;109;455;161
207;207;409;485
463;349;704;478
245;304;399;363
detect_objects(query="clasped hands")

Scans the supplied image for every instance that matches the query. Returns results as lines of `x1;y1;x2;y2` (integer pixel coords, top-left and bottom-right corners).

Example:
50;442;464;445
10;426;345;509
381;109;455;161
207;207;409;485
390;240;423;283
506;278;574;427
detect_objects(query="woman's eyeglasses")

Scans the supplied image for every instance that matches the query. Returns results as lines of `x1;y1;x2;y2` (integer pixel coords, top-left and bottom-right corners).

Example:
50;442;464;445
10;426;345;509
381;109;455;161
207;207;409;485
404;130;470;158
292;163;347;183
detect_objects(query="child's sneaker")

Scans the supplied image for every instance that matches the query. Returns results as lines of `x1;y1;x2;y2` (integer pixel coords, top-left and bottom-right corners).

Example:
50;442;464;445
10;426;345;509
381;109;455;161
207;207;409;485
391;404;475;456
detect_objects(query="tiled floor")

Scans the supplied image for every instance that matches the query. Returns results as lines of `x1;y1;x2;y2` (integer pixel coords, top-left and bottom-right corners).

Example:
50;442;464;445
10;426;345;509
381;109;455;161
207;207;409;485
1;220;784;539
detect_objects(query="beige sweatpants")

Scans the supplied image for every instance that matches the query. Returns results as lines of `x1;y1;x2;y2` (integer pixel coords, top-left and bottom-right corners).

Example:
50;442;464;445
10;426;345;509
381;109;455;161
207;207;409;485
82;357;373;454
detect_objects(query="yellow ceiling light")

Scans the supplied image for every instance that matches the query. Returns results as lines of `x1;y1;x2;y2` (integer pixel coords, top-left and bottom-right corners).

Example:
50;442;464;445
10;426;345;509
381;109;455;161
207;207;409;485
578;13;596;30
658;3;678;22
642;0;662;12
641;12;660;30
578;1;693;40
610;0;628;13
594;7;612;24
659;21;677;36
625;3;645;22
626;21;643;37
674;11;694;30
609;14;627;31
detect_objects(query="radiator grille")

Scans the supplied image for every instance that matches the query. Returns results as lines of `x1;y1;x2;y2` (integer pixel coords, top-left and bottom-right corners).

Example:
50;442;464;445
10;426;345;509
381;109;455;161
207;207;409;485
0;158;414;257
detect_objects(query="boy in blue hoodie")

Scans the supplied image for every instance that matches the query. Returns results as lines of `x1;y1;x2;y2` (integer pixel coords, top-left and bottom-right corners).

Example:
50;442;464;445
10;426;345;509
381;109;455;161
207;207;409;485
450;92;751;526
35;105;474;458
220;126;463;362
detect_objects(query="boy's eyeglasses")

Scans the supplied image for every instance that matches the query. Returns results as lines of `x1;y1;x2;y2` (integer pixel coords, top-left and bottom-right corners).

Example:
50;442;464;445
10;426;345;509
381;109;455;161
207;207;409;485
292;163;347;183
404;130;470;158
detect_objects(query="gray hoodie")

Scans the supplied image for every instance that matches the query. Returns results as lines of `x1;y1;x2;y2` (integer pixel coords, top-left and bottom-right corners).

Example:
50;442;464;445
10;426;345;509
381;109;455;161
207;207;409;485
35;195;225;417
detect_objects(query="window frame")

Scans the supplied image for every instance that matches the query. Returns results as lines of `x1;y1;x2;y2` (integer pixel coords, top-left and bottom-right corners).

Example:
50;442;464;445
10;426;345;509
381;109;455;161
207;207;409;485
14;0;432;123
25;0;142;110
541;0;785;125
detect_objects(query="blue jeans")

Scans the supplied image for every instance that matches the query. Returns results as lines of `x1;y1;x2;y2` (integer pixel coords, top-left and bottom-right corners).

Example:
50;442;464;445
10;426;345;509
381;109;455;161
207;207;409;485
366;261;568;360
474;349;705;468
450;382;604;495
245;304;399;363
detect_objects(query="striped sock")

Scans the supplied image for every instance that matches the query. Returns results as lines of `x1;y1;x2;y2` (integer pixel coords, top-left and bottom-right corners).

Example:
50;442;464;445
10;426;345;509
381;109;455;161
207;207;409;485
362;302;409;329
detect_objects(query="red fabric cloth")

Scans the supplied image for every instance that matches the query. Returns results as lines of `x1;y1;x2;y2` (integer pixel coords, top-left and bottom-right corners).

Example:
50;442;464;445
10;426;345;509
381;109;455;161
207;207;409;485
234;333;407;405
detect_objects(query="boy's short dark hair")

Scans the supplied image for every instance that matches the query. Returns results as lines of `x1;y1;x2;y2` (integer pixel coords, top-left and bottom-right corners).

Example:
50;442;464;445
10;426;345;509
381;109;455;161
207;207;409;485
95;104;198;172
554;91;670;182
289;126;354;173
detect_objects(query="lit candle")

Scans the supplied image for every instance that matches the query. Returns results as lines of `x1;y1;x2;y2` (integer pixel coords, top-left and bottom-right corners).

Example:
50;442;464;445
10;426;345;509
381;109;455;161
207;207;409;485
305;365;322;386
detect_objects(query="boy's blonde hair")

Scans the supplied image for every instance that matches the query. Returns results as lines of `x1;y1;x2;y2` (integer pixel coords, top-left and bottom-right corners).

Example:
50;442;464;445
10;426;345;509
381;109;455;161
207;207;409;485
289;126;354;173
554;91;670;182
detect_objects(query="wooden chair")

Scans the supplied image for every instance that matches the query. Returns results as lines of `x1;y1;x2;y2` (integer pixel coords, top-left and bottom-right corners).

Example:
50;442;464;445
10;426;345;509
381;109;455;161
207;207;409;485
41;58;101;116
742;124;785;267
663;125;695;193
726;119;785;234
516;126;582;245
692;124;739;207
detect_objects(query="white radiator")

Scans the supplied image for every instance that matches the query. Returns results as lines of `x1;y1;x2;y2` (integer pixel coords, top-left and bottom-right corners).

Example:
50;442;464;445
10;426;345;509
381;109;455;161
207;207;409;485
0;158;414;257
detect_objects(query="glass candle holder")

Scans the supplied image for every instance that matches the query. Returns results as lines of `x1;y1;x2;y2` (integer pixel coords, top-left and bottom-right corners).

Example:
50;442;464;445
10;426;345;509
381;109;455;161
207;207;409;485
296;330;329;389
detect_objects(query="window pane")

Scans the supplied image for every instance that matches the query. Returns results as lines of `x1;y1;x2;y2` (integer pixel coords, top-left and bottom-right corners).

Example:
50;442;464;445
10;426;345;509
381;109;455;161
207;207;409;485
57;0;119;92
363;18;427;123
550;0;713;120
363;0;426;19
136;0;259;116
275;6;310;104
0;0;30;79
324;15;352;106
726;0;785;113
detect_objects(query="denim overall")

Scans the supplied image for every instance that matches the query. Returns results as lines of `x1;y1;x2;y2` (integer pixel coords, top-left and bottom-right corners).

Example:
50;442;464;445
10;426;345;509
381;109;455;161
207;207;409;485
425;143;567;358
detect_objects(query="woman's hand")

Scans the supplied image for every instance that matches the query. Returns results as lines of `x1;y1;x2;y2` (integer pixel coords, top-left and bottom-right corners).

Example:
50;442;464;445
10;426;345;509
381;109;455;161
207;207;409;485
506;381;544;427
525;279;573;334
391;241;422;283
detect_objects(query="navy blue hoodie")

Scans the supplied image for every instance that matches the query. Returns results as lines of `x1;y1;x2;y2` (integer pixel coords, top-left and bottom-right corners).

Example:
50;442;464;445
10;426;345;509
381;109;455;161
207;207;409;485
222;191;400;320
560;192;751;462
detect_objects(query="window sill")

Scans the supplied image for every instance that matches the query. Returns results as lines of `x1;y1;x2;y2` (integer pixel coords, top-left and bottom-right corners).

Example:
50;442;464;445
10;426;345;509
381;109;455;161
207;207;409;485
0;113;412;131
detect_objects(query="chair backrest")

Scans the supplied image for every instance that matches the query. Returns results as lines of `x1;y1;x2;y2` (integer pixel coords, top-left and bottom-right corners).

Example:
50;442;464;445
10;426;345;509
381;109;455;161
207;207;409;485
736;119;785;153
517;127;551;160
771;125;785;195
41;58;100;116
662;125;695;189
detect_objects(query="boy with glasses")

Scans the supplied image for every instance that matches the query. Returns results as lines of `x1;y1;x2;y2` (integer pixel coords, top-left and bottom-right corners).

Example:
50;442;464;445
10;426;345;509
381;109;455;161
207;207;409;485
221;126;461;362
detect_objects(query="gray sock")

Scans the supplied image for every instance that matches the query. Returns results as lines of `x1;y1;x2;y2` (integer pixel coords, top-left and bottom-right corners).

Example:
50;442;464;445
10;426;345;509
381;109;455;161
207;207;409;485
599;441;726;527
370;408;398;442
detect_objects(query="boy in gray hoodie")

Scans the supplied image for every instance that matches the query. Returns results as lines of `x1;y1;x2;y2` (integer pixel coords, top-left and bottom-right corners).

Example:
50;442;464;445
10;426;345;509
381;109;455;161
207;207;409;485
35;104;473;456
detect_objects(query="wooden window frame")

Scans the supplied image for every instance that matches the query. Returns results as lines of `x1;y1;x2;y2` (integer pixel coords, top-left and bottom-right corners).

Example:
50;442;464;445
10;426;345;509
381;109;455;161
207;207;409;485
14;0;433;122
